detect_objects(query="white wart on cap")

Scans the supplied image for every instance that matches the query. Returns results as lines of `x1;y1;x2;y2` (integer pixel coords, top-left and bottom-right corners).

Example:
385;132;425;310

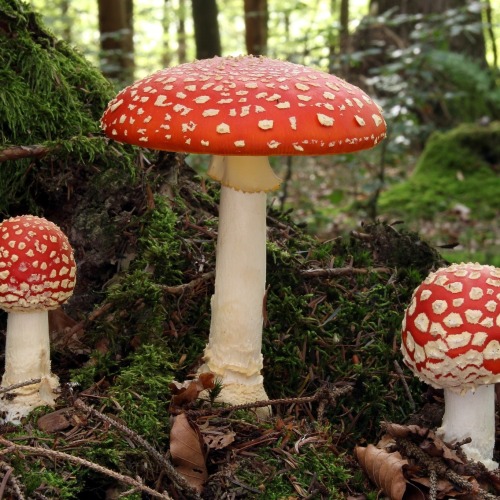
401;262;500;392
0;215;77;311
101;55;387;157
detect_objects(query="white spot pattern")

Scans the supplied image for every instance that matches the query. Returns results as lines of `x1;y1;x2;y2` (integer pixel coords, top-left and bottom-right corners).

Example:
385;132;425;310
401;262;500;392
0;216;76;311
101;55;386;156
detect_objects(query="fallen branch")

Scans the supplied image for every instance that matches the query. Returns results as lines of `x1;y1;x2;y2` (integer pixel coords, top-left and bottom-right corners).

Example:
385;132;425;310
0;145;51;162
0;461;25;500
390;432;498;500
301;266;391;278
73;399;200;499
393;360;415;411
0;438;171;500
189;384;353;418
0;378;41;394
161;271;214;295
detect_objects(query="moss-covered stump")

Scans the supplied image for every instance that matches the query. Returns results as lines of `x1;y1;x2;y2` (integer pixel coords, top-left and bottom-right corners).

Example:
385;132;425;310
379;122;500;220
378;122;500;264
0;1;465;498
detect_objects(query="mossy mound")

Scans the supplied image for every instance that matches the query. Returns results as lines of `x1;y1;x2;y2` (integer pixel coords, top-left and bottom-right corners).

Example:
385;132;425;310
378;122;500;220
0;0;135;215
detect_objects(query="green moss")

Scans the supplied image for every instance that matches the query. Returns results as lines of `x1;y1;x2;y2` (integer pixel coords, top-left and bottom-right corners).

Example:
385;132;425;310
0;0;137;213
235;445;350;499
16;459;82;498
109;344;176;442
379;122;500;220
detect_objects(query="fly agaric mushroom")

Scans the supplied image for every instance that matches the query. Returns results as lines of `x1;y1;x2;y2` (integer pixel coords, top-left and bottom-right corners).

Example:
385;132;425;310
0;215;76;423
101;55;386;409
401;262;500;470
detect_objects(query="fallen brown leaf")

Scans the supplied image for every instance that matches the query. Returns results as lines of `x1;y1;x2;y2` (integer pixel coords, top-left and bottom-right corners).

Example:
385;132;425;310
355;444;409;500
169;373;216;408
202;428;236;450
170;413;207;493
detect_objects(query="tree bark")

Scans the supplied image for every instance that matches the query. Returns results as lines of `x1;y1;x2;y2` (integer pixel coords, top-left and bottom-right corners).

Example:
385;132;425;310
191;0;221;60
339;0;350;77
368;0;487;64
244;0;268;55
97;0;135;84
177;0;187;64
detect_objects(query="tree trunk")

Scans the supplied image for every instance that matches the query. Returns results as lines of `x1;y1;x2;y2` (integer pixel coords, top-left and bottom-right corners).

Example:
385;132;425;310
98;0;135;84
368;0;487;63
177;0;187;64
59;0;71;42
339;0;350;77
191;0;221;60
244;0;268;55
162;0;173;67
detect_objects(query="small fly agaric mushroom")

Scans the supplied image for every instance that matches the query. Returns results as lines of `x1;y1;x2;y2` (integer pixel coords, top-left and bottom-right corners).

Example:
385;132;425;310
401;262;500;470
0;215;76;423
101;55;386;409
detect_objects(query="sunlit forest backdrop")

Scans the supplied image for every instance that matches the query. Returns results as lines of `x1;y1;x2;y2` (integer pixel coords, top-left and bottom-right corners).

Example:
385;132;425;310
29;0;500;264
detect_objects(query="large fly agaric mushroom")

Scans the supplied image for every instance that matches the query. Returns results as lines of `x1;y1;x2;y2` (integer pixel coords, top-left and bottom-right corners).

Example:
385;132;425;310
101;55;386;408
0;215;76;423
401;262;500;470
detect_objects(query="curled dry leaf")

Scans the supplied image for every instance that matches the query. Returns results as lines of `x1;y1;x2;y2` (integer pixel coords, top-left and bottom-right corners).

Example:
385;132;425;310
203;429;236;450
169;372;215;408
170;413;208;493
355;444;410;500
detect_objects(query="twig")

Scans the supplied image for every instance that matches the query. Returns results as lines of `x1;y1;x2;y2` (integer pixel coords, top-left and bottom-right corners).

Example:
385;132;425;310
393;360;415;411
395;436;498;500
429;468;437;500
0;462;23;500
73;399;201;499
161;271;214;295
0;438;171;500
189;384;353;418
301;266;391;278
0;145;52;162
0;378;41;394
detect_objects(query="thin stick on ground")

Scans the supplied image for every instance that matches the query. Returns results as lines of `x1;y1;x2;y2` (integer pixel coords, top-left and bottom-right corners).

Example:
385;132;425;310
73;398;201;499
301;266;391;278
393;360;415;411
189;384;353;418
0;438;171;500
0;461;25;500
0;378;42;394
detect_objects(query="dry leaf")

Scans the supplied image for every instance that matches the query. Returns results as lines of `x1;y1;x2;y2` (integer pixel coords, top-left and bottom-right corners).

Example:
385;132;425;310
170;373;215;408
170;381;200;407
37;409;71;433
203;430;236;450
384;423;465;465
355;444;409;500
170;413;207;492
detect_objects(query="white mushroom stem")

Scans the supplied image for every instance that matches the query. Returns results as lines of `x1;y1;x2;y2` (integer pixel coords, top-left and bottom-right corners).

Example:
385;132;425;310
0;311;59;423
201;155;281;409
438;385;498;470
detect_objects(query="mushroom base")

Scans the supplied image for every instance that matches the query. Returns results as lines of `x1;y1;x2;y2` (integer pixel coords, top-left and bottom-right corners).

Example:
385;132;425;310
438;385;498;470
0;311;60;424
0;375;59;424
198;362;271;418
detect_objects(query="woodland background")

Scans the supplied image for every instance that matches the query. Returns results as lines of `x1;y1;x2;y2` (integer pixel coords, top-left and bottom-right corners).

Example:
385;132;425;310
28;0;500;265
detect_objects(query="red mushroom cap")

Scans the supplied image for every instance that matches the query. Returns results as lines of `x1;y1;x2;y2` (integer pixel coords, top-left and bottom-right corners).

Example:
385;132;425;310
101;55;386;156
401;262;500;392
0;215;77;311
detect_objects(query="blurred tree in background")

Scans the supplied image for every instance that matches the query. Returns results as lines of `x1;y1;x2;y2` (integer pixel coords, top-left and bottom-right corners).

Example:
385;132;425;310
23;0;500;263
